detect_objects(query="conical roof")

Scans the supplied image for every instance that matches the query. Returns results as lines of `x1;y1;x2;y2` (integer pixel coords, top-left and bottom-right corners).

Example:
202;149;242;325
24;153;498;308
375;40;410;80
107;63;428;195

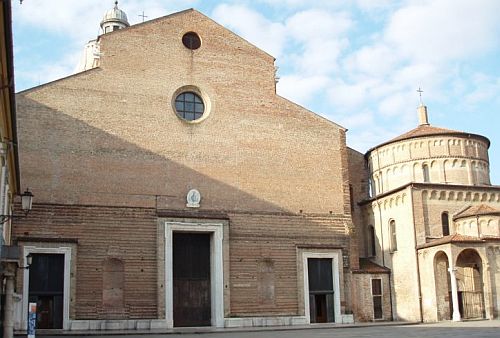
366;106;490;156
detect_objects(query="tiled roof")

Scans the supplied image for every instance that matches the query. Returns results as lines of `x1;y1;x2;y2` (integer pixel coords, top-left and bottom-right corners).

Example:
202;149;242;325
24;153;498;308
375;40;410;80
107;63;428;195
417;234;484;249
352;258;391;274
388;124;464;143
366;124;490;155
454;204;500;220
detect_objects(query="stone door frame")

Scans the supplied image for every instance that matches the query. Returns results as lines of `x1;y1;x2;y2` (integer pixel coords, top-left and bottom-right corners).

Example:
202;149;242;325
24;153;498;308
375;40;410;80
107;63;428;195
21;246;72;330
302;251;342;324
164;221;224;328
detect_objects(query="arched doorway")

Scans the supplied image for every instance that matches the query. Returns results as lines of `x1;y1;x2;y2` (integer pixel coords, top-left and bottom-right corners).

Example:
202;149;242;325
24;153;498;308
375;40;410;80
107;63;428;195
434;251;451;320
455;249;485;319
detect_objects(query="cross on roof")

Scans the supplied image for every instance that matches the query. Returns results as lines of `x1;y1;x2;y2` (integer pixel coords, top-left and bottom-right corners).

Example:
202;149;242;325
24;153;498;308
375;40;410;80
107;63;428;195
139;11;148;22
417;87;424;105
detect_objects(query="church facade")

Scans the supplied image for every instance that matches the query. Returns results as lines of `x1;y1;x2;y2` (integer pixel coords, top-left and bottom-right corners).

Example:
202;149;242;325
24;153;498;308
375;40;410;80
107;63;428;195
12;5;358;331
9;3;500;332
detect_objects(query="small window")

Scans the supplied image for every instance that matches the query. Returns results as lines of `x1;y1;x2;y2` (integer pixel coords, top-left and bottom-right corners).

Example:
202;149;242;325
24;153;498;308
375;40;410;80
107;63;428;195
113;25;120;31
389;220;397;252
422;164;430;183
182;32;201;50
368;225;376;257
174;91;204;121
441;212;450;236
372;279;383;319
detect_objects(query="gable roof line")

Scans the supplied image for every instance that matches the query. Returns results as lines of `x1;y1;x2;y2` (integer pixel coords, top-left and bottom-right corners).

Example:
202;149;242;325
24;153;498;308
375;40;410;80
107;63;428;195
276;94;347;131
16;67;102;95
98;8;276;61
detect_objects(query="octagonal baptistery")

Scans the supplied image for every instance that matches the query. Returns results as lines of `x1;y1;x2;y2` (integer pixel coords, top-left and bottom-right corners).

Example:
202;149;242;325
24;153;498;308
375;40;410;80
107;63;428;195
366;105;491;196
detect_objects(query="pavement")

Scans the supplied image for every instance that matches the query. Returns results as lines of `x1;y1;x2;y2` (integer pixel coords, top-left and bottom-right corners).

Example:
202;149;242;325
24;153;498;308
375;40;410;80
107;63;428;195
18;319;500;338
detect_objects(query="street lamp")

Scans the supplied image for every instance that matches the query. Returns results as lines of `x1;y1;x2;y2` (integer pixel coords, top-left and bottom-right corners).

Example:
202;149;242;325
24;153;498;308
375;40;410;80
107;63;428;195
18;253;33;270
20;188;33;215
0;188;34;224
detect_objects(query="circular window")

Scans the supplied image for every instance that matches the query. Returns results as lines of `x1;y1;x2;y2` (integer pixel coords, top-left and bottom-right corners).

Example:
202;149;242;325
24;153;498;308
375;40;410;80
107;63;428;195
174;91;205;121
182;32;201;50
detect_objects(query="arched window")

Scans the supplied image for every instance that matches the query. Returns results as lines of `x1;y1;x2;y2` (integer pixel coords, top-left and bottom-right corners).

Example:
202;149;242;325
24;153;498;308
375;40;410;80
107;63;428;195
389;220;397;252
441;212;450;236
422;164;430;183
368;225;376;257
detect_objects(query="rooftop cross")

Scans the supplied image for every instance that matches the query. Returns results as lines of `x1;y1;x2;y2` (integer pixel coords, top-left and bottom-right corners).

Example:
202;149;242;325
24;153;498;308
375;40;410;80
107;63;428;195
139;11;148;22
417;87;424;105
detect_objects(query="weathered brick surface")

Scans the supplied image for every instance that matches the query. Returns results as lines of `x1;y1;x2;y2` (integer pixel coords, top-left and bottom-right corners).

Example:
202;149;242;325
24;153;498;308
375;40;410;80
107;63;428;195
14;9;354;323
14;204;158;319
351;273;391;321
17;9;347;215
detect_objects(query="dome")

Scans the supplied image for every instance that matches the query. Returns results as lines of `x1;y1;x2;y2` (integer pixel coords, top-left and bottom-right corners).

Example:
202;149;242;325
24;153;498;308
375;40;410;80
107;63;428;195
366;105;490;155
100;1;130;30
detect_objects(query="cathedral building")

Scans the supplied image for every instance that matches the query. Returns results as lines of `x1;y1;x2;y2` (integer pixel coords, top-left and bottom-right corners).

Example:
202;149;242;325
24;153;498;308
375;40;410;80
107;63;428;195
9;2;500;333
12;3;357;331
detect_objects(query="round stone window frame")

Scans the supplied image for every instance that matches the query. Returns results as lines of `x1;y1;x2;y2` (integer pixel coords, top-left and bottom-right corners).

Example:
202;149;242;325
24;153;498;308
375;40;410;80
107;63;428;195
182;31;202;50
171;85;211;124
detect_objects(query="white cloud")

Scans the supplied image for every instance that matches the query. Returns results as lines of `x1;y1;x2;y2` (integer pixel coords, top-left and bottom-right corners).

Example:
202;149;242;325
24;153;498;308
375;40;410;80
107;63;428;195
284;10;352;75
465;73;500;106
277;74;330;105
344;45;399;77
355;0;395;12
13;0;196;43
385;0;500;63
16;50;81;88
328;80;368;109
337;109;374;128
285;9;352;41
212;4;287;58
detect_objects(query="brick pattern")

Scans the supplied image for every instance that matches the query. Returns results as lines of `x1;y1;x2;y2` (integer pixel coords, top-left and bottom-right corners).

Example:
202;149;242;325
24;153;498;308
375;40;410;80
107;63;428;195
14;9;355;323
228;213;351;316
14;204;158;319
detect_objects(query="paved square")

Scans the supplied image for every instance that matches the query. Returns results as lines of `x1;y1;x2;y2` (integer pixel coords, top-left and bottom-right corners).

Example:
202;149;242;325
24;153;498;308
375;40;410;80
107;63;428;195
40;320;500;338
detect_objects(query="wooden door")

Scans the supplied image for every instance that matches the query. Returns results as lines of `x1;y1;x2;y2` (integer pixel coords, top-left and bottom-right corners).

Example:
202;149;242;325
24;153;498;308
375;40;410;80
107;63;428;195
173;233;211;327
308;258;335;323
28;254;64;329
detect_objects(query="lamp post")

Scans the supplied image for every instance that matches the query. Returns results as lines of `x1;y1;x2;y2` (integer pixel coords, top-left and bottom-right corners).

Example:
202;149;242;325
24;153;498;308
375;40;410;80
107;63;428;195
0;188;33;224
18;253;33;269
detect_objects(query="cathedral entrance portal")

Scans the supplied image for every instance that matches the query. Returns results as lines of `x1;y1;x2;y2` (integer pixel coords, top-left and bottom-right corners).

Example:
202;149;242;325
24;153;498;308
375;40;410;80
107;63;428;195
172;233;211;327
165;221;225;328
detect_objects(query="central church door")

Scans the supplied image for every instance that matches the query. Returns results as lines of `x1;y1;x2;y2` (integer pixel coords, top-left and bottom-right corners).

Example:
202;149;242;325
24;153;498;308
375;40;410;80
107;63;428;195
173;233;211;327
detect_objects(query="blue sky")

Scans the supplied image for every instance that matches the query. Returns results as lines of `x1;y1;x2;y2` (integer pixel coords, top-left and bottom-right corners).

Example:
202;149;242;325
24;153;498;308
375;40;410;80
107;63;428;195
12;0;500;184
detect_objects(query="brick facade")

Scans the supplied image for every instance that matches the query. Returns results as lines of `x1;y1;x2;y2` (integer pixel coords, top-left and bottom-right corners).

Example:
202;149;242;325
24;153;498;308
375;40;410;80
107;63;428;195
12;9;355;330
